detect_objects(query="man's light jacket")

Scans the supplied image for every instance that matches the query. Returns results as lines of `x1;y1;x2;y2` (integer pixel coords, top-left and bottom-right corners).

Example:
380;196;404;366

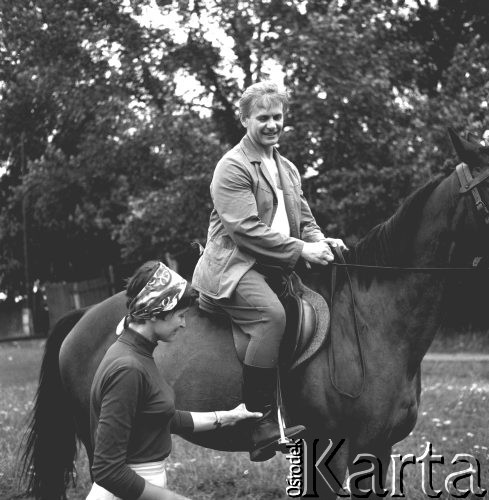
192;135;325;299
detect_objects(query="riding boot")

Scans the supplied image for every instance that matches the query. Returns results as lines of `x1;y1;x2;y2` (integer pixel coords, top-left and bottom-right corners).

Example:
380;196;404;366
243;365;306;462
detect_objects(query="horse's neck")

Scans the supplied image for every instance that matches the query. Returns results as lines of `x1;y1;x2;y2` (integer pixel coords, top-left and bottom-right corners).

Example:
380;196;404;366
410;174;458;268
334;174;457;363
344;273;444;361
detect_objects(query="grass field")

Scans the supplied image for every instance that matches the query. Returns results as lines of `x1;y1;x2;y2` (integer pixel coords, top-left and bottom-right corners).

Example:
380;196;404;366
0;334;488;500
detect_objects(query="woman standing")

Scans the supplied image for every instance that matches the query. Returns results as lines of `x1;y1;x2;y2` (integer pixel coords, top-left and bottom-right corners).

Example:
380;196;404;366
87;261;261;500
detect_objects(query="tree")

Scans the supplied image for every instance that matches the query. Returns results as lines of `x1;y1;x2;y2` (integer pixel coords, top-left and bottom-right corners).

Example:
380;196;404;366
0;0;220;293
115;113;225;262
1;0;488;297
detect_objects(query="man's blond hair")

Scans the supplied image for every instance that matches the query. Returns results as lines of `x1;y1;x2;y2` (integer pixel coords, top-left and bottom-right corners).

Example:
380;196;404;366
239;81;289;119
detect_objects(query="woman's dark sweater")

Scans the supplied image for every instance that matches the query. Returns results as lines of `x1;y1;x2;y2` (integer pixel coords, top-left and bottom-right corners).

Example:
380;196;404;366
90;328;194;499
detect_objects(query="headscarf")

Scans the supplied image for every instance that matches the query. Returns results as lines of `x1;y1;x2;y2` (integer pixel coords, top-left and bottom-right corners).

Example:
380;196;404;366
118;262;187;334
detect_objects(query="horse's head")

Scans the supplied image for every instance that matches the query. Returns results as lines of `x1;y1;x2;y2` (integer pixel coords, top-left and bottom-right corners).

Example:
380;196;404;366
446;128;489;263
443;128;489;327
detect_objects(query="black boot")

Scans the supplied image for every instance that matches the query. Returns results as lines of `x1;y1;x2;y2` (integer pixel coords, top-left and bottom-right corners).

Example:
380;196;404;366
243;365;306;462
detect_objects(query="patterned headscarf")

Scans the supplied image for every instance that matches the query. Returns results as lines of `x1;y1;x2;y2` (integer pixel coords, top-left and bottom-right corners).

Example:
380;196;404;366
125;262;187;325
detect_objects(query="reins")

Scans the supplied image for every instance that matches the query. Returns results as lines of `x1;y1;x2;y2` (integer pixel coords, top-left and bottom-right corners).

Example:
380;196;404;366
330;261;486;272
329;248;366;399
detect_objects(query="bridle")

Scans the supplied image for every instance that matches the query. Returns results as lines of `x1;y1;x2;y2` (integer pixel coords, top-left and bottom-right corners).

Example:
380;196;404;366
455;162;489;225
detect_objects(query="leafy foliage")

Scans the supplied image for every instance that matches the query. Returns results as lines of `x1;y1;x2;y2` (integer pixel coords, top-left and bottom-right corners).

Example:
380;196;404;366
115;114;224;261
0;0;223;292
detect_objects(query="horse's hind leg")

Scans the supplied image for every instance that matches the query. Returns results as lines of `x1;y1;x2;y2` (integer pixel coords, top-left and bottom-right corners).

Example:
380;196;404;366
347;443;392;499
73;403;93;467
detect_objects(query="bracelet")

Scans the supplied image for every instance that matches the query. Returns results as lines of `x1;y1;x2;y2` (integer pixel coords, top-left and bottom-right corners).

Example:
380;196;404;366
213;411;222;428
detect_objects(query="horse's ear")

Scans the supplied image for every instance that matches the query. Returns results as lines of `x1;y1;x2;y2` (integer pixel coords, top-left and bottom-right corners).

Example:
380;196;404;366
447;127;478;162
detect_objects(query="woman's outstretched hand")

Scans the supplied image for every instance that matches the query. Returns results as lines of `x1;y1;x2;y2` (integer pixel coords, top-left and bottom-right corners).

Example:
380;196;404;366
220;403;262;427
191;404;262;431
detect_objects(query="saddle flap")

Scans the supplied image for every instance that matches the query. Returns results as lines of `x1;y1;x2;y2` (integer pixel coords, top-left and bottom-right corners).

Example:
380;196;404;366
280;273;329;370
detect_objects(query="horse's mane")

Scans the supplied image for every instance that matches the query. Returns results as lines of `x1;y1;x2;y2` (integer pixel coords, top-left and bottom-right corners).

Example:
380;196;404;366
350;178;443;267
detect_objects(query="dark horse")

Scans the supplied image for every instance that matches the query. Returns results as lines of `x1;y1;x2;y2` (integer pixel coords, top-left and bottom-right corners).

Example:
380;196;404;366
22;130;489;499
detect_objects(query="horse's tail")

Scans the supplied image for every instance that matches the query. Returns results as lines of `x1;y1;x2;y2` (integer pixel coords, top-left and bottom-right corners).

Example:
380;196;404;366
20;308;86;500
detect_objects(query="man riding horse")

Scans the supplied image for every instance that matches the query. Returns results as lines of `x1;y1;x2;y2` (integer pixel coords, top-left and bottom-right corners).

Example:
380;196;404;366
192;81;347;461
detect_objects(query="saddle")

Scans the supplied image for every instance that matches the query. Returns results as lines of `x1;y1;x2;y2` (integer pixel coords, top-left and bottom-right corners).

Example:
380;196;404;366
198;266;330;370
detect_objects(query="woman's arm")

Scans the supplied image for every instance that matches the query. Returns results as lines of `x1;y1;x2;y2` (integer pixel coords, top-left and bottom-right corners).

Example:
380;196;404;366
190;403;262;432
136;405;261;499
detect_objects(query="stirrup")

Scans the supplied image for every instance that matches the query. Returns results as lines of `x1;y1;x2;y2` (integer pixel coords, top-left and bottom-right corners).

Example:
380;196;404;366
276;404;293;453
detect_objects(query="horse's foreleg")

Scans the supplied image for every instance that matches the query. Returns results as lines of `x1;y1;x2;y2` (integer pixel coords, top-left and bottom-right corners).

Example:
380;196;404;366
347;443;393;499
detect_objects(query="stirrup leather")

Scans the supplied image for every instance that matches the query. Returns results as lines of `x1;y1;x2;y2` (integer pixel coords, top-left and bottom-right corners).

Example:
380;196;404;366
276;371;297;452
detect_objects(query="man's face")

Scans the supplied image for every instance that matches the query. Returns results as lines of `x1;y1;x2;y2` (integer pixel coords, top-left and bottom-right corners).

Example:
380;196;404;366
241;99;284;150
